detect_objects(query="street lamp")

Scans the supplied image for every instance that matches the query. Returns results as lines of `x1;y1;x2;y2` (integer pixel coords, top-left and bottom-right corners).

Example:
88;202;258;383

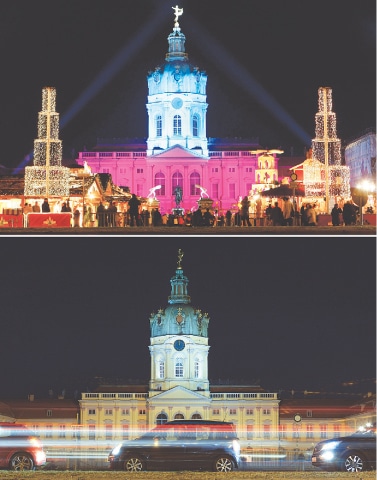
356;180;376;225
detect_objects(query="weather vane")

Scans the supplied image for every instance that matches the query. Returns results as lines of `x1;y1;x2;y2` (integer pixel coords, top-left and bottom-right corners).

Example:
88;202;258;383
172;5;183;27
177;248;184;268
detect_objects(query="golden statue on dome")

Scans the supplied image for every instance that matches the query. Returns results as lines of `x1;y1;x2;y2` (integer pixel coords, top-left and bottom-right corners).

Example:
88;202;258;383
177;249;184;268
172;5;183;27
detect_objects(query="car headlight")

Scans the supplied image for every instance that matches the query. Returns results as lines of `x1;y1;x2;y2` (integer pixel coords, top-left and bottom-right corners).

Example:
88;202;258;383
110;443;122;456
321;441;340;451
232;439;241;456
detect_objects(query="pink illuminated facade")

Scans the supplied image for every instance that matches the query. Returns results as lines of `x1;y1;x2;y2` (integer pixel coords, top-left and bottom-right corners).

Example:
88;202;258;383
77;10;282;214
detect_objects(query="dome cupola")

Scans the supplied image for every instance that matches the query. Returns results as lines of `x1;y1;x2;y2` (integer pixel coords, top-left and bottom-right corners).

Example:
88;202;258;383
149;249;209;338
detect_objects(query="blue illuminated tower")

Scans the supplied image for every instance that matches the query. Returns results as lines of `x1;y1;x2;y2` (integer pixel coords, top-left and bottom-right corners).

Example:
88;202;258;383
146;8;208;156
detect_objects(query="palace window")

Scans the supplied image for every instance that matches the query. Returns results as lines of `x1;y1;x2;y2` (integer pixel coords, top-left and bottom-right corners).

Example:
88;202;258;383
158;361;165;379
263;409;271;415
173;115;182;136
136;184;143;197
59;425;66;438
137;168;143;174
193;114;199;137
212;409;220;415
139;409;146;415
156;115;162;137
212;167;218;173
174;413;185;419
105;425;112;440
246;409;253;415
88;409;96;415
280;425;287;439
156;413;168;425
229;409;237;415
45;425;53;438
246;167;253;172
211;183;218;199
246;425;254;439
194;360;199;378
190;172;200;195
229;167;235;173
89;425;95;441
122;425;129;439
122;409;129;415
175;358;184;377
155;172;165;195
306;424;314;439
320;424;328;439
263;424;271;439
105;409;113;415
47;410;52;417
191;413;202;419
172;172;183;190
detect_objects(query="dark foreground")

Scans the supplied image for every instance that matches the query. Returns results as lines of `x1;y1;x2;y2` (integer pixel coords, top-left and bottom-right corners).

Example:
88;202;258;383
0;471;375;480
0;225;375;236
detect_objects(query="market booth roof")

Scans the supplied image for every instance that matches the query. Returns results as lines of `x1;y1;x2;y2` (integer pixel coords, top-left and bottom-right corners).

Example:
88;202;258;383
260;184;306;197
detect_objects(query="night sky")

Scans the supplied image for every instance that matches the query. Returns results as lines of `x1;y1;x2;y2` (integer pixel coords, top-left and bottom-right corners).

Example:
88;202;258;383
0;0;375;169
0;236;375;399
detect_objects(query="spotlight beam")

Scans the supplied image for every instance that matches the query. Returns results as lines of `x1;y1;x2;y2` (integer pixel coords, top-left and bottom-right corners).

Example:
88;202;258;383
14;6;167;173
184;13;312;146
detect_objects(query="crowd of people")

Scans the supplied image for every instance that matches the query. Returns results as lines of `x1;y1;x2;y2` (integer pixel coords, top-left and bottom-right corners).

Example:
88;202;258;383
20;195;367;228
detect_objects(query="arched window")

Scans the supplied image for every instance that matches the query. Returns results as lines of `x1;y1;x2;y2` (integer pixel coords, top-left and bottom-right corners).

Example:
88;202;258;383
190;172;200;196
172;172;183;191
191;413;202;419
194;360;200;378
173;115;182;136
158;361;165;379
156;413;168;425
156;115;162;137
174;413;185;419
155;172;165;195
175;358;183;377
192;114;199;137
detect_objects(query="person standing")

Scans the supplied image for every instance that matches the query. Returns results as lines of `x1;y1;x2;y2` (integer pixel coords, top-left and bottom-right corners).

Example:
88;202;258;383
32;201;41;212
96;201;106;227
128;194;141;226
240;196;251;226
300;203;308;226
271;202;283;226
107;201;117;227
342;201;353;225
73;207;80;227
331;203;342;226
306;204;317;226
282;197;294;226
41;198;50;212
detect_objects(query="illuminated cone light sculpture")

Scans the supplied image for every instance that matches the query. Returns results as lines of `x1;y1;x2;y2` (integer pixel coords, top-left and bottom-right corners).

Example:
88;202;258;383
306;87;350;212
24;87;69;197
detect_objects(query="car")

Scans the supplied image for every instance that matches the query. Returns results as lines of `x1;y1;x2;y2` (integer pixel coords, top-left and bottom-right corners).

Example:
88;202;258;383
311;428;376;472
108;419;240;472
0;422;46;471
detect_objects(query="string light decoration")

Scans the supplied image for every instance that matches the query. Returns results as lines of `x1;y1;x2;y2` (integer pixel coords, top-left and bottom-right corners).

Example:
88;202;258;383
303;157;325;197
305;87;350;208
24;87;70;197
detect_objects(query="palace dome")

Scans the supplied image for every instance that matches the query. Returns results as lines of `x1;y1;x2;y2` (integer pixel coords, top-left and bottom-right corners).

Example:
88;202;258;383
149;255;209;338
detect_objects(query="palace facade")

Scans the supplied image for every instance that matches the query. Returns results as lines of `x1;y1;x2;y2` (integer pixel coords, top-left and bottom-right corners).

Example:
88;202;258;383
0;251;375;468
76;10;283;214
